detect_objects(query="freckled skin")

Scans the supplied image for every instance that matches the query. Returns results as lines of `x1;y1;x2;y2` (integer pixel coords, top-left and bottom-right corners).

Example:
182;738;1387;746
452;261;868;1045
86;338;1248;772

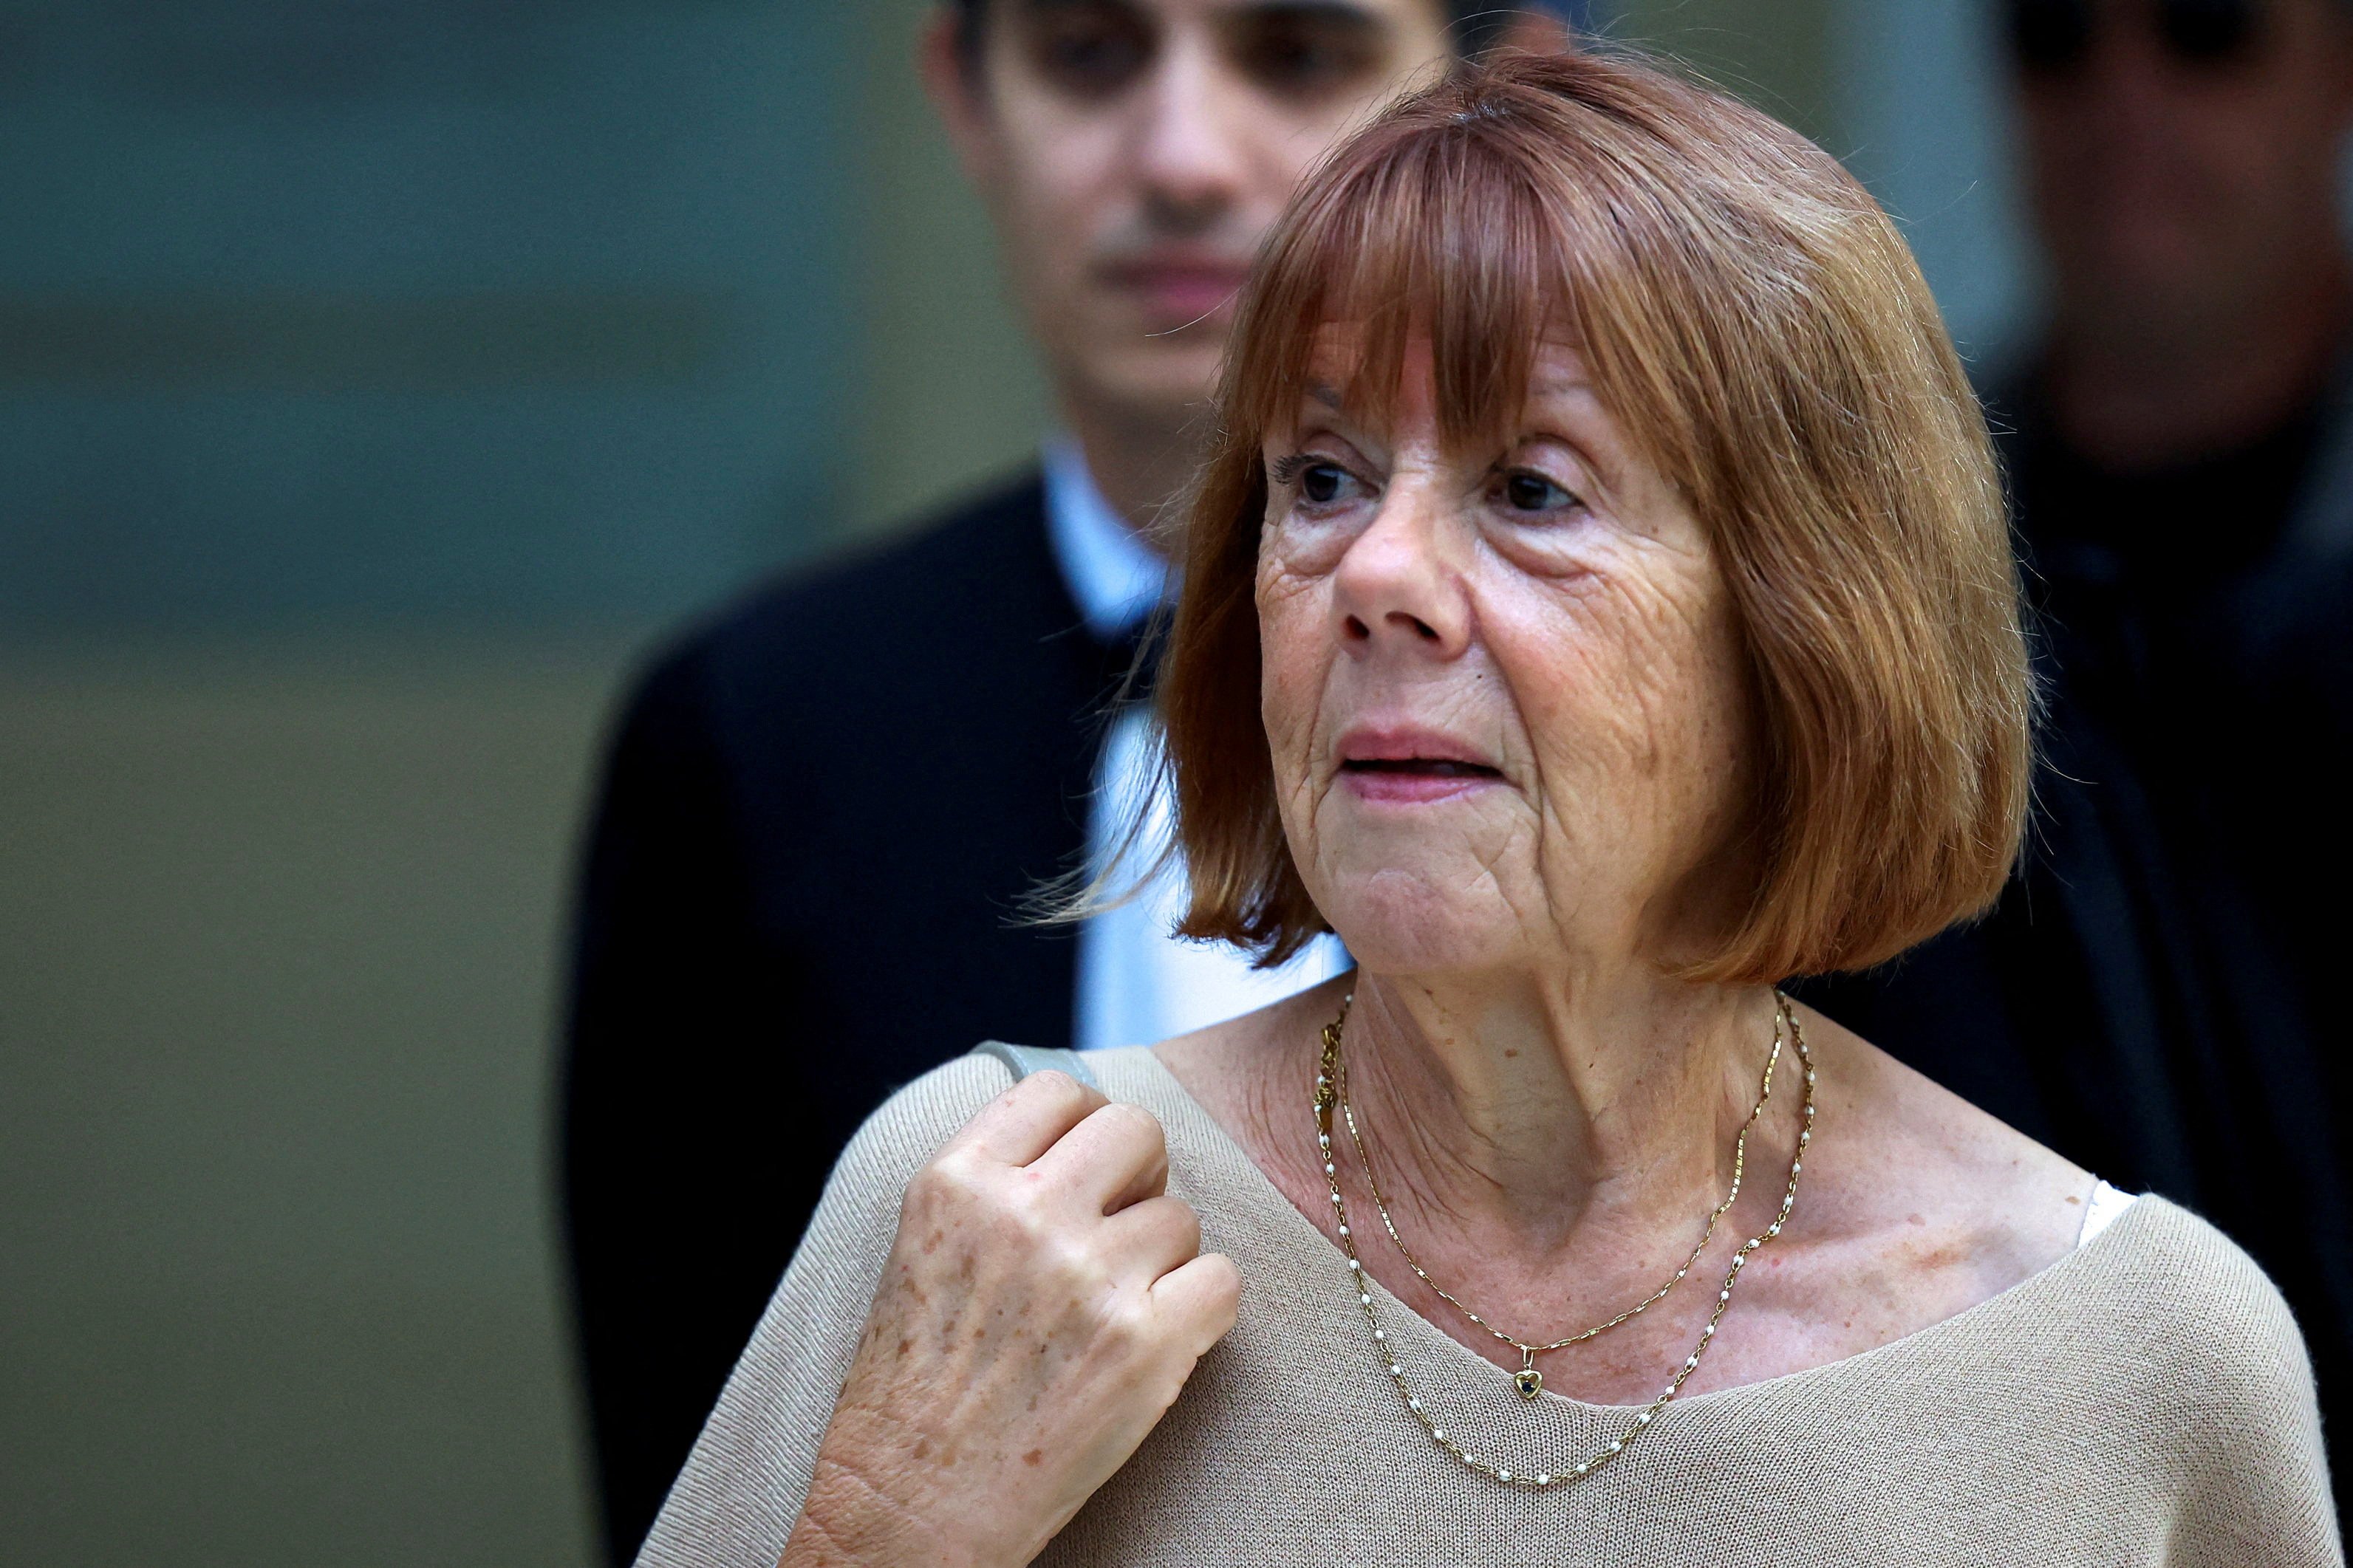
1257;338;1755;980
785;1072;1239;1568
1151;332;2097;1411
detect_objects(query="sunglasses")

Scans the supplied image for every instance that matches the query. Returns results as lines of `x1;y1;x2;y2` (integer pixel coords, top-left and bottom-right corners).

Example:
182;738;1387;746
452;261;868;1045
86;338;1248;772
2006;0;2268;74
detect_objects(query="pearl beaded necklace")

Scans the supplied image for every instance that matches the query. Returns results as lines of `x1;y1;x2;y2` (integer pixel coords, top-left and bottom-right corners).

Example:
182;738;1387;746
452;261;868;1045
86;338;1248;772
1312;992;1816;1490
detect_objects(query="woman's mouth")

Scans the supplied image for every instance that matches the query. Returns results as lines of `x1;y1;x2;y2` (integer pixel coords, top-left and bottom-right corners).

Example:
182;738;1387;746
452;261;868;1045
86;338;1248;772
1339;756;1504;804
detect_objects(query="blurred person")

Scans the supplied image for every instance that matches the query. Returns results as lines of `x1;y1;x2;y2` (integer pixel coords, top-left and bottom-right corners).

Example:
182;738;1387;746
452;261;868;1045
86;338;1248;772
560;1;1577;1558
638;55;2332;1567
1804;0;2353;1499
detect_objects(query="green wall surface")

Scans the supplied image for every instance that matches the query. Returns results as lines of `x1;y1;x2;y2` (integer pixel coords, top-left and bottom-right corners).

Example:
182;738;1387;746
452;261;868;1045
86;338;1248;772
0;647;617;1566
1614;0;1837;145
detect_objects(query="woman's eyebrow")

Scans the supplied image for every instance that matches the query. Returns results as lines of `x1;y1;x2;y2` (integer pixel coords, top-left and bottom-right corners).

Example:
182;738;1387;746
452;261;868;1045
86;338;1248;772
1305;381;1344;411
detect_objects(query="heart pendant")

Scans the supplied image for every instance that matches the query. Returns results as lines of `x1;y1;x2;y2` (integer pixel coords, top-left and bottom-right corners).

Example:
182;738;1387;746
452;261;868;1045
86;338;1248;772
1513;1366;1543;1400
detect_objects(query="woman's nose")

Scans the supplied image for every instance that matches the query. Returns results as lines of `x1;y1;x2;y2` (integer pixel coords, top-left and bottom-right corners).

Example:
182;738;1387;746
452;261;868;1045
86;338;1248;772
1330;485;1469;658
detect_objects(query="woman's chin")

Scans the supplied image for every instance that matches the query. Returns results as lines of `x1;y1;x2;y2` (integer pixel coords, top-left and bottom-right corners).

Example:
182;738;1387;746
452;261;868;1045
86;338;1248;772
1315;869;1529;976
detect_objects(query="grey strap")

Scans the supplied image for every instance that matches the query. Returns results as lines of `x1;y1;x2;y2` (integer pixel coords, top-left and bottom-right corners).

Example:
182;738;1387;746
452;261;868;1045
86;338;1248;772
969;1041;1101;1092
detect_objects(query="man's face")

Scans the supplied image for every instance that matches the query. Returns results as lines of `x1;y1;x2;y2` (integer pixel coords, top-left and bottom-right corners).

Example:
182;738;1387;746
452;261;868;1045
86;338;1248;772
2009;0;2353;347
931;0;1453;429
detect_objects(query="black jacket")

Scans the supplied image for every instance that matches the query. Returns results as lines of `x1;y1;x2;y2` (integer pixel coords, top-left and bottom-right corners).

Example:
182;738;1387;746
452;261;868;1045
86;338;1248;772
1797;362;2353;1508
560;472;1135;1562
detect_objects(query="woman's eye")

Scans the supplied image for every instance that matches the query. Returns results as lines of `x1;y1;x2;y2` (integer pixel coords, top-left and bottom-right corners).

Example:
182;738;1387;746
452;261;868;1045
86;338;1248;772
1500;470;1580;514
1300;462;1349;504
1271;453;1359;507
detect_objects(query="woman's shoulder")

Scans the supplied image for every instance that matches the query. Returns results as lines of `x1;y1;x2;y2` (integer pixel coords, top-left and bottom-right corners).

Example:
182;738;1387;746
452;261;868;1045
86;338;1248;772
1808;1007;2098;1290
833;1045;1174;1193
1811;1013;2315;1402
795;1051;1026;1256
2059;1196;2334;1546
1822;1010;2303;1366
835;1050;1031;1182
805;1046;1208;1266
2082;1196;2317;1397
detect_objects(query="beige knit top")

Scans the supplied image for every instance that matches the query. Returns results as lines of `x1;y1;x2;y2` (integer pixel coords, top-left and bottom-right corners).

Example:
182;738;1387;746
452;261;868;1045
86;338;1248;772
638;1046;2340;1567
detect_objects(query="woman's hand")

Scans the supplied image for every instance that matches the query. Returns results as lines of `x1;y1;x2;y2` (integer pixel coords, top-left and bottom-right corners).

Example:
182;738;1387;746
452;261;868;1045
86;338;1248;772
781;1070;1242;1568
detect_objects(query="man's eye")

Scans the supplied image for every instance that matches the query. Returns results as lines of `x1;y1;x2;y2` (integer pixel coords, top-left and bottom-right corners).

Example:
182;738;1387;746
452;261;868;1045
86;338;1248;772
1503;472;1579;513
1236;22;1382;98
1025;14;1152;96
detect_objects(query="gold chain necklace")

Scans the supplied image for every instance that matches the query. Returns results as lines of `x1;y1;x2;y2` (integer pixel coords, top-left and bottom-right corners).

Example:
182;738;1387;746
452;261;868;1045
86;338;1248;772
1312;992;1815;1490
1327;993;1792;1400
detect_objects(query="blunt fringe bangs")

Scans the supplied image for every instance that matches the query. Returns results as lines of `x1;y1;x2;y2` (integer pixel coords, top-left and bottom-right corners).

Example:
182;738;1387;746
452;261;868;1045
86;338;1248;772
1159;49;2032;985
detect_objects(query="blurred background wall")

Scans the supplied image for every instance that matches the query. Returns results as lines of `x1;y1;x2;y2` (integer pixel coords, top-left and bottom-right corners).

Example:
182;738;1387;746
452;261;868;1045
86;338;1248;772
0;1;2236;1562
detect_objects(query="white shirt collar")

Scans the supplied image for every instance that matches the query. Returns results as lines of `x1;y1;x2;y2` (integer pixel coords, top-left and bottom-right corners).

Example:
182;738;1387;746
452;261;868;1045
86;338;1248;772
1041;435;1169;642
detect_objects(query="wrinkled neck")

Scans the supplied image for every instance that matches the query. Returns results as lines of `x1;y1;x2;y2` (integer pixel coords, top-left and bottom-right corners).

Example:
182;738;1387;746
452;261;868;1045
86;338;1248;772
1327;969;1785;1250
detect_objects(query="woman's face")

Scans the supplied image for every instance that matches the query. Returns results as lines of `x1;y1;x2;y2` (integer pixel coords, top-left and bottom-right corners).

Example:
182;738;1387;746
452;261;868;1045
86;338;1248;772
1257;334;1754;979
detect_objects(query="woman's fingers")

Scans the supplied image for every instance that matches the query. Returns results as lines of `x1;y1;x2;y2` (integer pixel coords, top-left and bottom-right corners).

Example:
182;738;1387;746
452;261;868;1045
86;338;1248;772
1150;1250;1244;1355
1104;1192;1203;1278
819;1087;1236;1568
1029;1100;1170;1215
937;1068;1106;1169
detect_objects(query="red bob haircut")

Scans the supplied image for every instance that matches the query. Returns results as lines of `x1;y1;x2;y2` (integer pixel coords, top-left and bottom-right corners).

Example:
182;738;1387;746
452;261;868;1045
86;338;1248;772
1156;49;2031;985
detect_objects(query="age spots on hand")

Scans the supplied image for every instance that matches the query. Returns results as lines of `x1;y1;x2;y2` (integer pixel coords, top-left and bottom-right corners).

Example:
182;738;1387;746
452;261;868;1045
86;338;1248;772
1023;1448;1044;1467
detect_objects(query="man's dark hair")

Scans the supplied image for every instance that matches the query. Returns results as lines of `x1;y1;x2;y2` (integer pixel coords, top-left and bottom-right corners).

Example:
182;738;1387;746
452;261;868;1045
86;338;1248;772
947;1;1592;72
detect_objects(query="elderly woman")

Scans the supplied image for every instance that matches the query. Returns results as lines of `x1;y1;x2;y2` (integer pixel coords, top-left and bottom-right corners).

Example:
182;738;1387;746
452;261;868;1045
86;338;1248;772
638;52;2334;1567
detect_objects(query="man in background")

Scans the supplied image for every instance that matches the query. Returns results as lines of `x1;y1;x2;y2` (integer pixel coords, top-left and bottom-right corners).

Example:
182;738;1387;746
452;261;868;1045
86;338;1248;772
561;2;1577;1558
1810;0;2353;1495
